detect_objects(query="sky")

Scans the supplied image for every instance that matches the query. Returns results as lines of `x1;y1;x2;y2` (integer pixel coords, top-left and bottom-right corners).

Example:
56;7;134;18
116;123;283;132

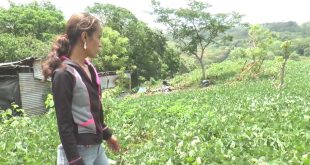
1;0;310;27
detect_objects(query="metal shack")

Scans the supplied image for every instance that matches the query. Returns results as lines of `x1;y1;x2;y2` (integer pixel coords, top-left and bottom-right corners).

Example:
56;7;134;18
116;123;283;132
0;57;48;115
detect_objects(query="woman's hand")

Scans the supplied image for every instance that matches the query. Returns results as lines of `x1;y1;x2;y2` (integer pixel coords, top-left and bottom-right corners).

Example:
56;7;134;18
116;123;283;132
106;135;120;152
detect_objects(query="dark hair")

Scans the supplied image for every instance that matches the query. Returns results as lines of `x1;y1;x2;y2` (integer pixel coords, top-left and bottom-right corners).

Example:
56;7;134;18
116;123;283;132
42;12;100;80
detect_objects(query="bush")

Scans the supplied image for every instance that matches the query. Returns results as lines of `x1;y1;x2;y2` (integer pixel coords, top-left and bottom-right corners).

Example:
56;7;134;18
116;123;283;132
0;96;58;164
178;55;198;74
0;103;24;122
290;51;300;60
303;47;310;57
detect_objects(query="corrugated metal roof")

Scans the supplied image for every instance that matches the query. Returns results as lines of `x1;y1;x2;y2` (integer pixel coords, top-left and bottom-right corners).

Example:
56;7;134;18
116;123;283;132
0;57;37;67
19;73;49;116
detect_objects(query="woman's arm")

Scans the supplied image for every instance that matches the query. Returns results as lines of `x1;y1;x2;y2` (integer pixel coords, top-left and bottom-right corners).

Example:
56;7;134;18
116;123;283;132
52;69;84;165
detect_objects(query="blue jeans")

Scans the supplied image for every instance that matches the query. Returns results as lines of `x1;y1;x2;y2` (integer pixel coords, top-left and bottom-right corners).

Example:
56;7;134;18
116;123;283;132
57;144;109;165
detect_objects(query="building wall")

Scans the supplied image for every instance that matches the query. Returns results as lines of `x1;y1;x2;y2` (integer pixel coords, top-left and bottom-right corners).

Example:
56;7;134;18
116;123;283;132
99;73;131;90
33;59;44;80
0;75;21;110
19;73;49;115
100;75;119;89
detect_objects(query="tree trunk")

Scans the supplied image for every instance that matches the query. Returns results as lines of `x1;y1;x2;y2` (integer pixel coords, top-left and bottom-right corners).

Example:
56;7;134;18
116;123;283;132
279;58;288;88
198;58;206;80
241;60;248;71
256;58;265;73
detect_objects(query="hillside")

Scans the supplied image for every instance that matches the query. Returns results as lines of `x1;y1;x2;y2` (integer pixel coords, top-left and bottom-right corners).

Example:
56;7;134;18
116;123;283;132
105;59;310;164
1;59;310;164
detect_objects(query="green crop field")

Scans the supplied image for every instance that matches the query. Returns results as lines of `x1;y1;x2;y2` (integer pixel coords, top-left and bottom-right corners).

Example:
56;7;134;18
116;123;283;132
1;60;310;164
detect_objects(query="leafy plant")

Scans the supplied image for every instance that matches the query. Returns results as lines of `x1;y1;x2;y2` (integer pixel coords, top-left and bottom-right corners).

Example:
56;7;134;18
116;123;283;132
0;103;24;122
1;60;309;164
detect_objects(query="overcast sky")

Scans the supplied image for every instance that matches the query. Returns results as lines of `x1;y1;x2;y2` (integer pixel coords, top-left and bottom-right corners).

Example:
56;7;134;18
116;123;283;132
1;0;310;27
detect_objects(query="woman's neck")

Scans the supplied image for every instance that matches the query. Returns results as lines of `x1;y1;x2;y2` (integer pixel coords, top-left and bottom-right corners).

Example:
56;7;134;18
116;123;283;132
69;45;87;66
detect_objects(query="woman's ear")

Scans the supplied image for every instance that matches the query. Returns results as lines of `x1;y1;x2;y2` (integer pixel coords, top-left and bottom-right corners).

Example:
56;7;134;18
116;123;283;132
81;31;88;43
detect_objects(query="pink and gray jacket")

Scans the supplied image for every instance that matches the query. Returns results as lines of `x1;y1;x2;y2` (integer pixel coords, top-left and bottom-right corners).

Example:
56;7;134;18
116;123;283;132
52;58;112;165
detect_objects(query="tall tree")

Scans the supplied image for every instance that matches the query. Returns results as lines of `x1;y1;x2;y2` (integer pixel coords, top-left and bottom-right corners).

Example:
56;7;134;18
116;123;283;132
0;33;48;62
87;3;180;85
0;1;65;41
93;27;130;72
263;21;301;33
301;22;310;36
0;1;65;62
151;0;241;80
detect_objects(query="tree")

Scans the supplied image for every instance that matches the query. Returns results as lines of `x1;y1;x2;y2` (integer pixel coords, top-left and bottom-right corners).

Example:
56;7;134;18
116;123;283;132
301;22;310;36
0;33;49;62
0;1;65;62
92;27;130;72
230;25;277;79
263;21;301;33
303;47;310;57
290;37;310;56
270;40;294;89
277;41;292;89
151;0;241;80
87;3;138;36
160;45;181;78
87;3;180;85
0;1;65;41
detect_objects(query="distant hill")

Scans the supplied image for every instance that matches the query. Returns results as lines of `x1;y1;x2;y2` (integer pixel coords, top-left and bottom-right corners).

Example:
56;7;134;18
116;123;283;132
262;21;301;32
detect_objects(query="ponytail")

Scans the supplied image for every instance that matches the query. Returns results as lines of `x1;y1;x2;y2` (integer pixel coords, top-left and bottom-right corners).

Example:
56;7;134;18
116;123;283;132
41;35;70;81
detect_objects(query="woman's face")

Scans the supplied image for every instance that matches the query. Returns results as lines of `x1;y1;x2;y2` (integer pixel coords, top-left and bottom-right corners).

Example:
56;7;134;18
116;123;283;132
85;27;102;58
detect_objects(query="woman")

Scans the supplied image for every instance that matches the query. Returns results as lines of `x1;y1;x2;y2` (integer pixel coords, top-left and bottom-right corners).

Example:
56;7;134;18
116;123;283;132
42;13;120;165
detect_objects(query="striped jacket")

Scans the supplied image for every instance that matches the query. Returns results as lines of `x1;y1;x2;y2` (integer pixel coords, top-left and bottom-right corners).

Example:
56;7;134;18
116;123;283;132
52;58;112;165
